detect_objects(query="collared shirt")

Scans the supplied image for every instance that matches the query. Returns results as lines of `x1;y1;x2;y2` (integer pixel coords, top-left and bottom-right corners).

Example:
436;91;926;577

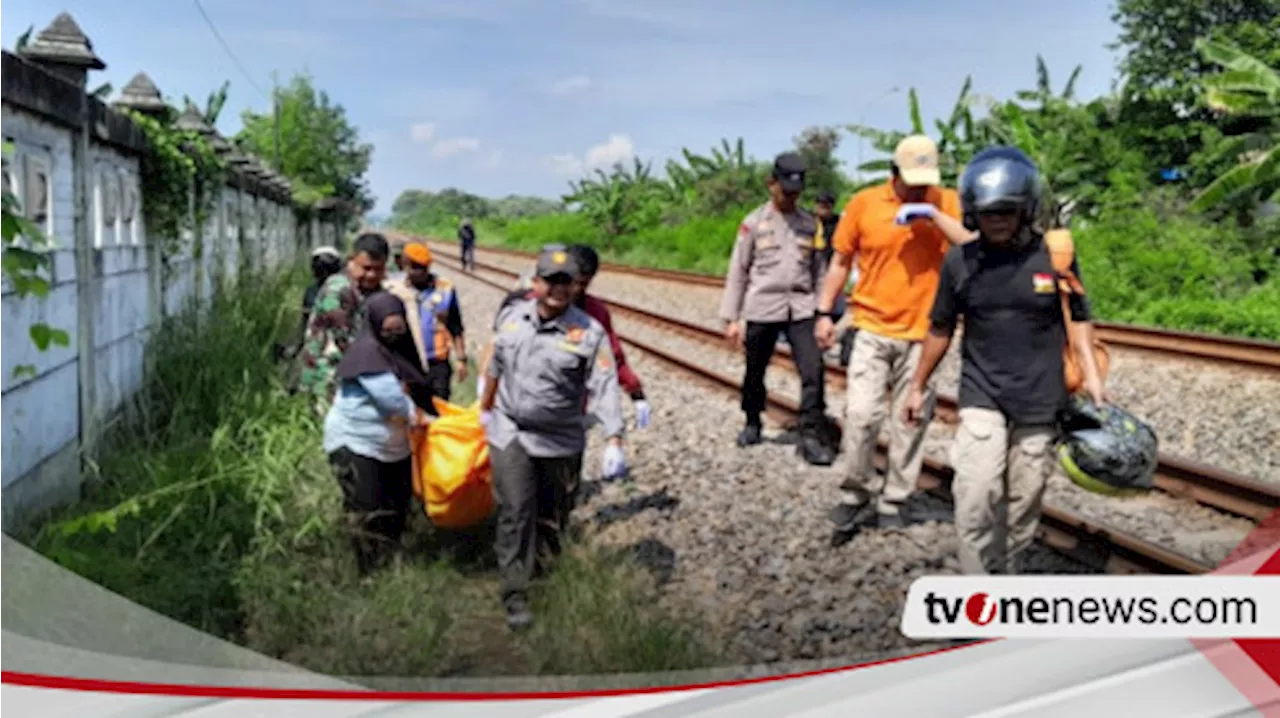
322;371;416;462
718;201;820;324
485;299;625;457
831;182;962;341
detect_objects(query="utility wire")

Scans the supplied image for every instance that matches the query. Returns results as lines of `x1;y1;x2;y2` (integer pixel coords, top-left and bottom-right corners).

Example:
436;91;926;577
191;0;270;102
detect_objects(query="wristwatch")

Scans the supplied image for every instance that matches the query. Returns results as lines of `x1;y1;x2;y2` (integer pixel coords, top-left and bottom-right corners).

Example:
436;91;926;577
816;310;833;318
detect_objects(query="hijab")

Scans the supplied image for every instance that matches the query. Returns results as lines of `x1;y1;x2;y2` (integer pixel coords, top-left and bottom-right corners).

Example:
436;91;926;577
335;291;433;410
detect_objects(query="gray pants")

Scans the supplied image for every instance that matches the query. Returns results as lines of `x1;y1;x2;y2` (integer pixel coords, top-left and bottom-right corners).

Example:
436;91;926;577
490;441;583;602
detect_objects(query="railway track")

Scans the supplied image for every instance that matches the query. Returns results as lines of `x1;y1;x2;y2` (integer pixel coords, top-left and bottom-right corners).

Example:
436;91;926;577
398;235;1225;576
416;241;1280;526
431;240;1280;375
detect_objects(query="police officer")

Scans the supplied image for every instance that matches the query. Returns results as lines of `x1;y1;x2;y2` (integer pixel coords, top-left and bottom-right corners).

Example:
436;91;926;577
479;244;628;630
719;152;835;466
458;218;477;272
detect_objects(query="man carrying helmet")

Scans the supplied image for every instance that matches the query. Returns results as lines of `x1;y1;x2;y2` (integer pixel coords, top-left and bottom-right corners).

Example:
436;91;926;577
815;135;977;542
903;146;1107;575
719;152;835;467
388;242;468;408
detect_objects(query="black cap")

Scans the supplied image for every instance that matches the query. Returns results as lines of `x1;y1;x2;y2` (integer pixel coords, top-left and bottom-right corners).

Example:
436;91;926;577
535;243;579;280
772;152;806;193
816;191;837;205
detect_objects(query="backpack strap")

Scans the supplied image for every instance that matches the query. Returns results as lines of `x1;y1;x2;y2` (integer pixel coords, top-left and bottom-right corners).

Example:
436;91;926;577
1044;229;1086;295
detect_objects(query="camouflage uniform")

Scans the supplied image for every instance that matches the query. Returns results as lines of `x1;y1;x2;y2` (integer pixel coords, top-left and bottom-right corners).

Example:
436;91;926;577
298;271;369;417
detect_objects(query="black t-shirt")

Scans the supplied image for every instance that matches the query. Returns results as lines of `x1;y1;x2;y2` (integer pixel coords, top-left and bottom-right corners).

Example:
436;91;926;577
929;234;1092;426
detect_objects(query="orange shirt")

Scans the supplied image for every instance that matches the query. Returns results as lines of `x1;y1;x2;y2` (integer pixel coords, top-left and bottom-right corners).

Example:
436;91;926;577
831;182;961;341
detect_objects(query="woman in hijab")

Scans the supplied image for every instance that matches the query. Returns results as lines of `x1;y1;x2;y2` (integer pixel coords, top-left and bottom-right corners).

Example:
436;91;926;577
323;291;433;576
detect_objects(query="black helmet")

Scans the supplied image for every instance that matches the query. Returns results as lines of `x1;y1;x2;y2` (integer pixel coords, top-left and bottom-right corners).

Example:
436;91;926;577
958;146;1041;231
1056;395;1158;496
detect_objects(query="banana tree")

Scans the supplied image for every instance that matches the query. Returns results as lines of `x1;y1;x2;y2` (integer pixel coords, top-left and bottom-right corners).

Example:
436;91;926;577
1189;38;1280;212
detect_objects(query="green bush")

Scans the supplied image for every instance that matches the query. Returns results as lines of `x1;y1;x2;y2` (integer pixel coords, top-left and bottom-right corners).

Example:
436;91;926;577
1076;205;1280;339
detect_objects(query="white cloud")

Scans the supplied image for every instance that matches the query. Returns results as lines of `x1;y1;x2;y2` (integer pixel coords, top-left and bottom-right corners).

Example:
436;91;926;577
584;134;636;171
543;134;637;178
431;137;482;158
546;153;584;177
409;122;436;144
550;75;592;96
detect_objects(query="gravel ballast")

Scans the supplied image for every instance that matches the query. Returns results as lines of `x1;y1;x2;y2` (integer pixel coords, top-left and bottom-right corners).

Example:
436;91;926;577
452;244;1280;485
432;260;1251;667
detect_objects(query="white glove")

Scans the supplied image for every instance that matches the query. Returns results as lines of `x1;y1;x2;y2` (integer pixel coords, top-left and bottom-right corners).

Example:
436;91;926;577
634;400;652;430
895;203;937;225
602;443;627;479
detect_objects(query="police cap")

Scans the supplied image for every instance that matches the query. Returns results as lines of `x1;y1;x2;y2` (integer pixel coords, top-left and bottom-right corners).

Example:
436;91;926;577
772;152;806;193
535;243;579;280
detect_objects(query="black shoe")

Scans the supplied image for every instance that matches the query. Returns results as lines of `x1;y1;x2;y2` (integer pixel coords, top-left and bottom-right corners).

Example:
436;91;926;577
505;594;534;631
877;512;908;531
829;502;877;546
737;424;763;447
798;433;836;466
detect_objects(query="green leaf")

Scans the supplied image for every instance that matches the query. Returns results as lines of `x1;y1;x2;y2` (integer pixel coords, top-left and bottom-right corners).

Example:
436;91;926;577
29;323;67;351
12;364;37;380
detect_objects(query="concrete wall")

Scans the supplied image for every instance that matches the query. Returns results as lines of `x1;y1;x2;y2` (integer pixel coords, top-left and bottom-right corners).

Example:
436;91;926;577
0;51;327;529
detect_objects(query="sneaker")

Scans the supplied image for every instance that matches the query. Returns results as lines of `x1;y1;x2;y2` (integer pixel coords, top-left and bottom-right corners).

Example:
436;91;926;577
736;424;763;447
505;594;534;632
877;512;908;531
798;433;835;466
828;502;876;547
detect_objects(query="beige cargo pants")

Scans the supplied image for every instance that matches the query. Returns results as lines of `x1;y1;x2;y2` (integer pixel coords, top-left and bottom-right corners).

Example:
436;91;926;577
839;331;934;516
951;407;1056;575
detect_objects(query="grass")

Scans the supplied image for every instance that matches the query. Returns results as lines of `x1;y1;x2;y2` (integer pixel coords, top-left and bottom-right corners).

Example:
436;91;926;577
17;264;718;678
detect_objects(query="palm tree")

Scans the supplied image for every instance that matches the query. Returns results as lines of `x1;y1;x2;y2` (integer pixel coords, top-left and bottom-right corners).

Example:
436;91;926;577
1189;38;1280;212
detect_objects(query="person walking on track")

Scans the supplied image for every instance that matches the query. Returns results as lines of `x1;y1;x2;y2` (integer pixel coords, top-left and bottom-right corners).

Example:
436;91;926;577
903;146;1106;575
479;245;628;630
719;151;835;466
458;218;477;272
299;232;393;418
387;242;468;408
813;135;977;543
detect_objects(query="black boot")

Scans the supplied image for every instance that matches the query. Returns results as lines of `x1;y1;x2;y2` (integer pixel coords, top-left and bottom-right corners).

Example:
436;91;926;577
505;593;534;631
737;422;763;447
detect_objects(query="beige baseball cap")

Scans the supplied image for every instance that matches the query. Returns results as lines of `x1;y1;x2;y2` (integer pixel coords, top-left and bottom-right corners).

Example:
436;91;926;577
893;134;941;186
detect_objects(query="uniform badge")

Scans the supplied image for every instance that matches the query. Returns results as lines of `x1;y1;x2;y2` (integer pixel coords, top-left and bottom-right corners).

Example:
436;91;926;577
1033;273;1056;294
597;353;612;372
565;326;586;344
552;250;567;264
431;292;442;304
738;222;752;237
502;321;519;332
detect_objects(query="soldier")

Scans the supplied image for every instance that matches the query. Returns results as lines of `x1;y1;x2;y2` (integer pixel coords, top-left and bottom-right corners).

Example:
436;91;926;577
387;242;468;407
719;151;835;466
298;232;392;417
479;244;628;630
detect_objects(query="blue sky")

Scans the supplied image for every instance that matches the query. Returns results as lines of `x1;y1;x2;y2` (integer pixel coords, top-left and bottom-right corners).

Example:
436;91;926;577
3;0;1123;214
